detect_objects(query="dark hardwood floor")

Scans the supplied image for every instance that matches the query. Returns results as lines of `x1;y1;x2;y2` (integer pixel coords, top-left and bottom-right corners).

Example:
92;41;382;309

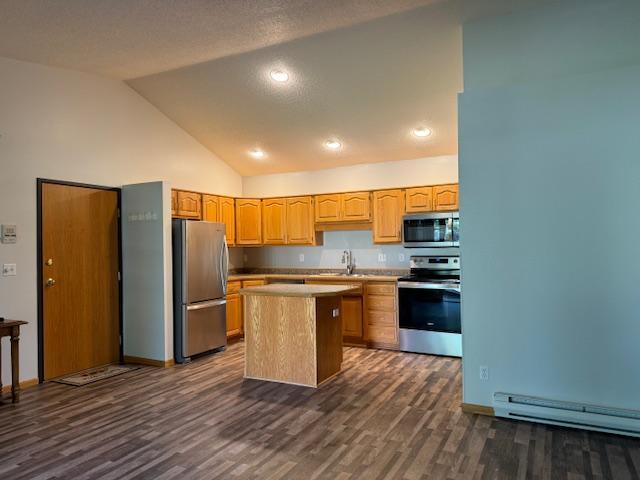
1;342;639;479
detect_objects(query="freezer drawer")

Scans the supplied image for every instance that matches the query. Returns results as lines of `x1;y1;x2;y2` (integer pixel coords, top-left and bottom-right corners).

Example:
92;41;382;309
181;300;227;359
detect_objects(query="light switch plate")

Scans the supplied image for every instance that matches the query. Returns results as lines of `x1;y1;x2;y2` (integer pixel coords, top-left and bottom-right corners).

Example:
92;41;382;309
2;264;16;276
1;224;17;244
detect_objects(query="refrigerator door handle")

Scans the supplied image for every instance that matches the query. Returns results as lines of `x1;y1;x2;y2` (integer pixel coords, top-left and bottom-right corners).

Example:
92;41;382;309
221;237;229;295
187;299;227;310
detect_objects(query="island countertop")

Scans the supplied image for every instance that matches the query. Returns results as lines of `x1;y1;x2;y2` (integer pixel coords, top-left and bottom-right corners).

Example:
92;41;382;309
239;283;358;298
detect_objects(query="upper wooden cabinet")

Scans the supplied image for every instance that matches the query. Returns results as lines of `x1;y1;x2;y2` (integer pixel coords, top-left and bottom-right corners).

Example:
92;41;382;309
171;190;178;216
315;194;341;222
405;187;433;213
176;191;201;219
372;189;404;243
202;194;220;222
286;196;315;245
341;192;371;221
262;198;287;245
314;192;371;223
433;184;459;211
236;199;262;245
219;197;236;246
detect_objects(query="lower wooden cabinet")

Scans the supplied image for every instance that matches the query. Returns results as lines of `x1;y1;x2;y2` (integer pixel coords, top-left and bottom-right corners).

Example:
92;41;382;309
226;279;265;338
341;296;363;340
365;282;398;348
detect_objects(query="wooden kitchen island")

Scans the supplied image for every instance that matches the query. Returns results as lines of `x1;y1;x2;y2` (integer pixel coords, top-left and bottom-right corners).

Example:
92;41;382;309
240;284;356;387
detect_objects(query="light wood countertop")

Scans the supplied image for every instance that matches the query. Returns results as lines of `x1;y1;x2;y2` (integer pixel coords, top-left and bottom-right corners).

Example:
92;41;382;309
229;273;400;282
239;284;358;297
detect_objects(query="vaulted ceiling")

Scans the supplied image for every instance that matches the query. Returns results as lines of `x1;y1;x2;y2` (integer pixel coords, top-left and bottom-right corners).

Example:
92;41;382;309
0;0;548;175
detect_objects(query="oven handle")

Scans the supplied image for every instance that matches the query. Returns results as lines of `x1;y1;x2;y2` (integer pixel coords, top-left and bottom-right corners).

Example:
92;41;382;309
398;282;460;293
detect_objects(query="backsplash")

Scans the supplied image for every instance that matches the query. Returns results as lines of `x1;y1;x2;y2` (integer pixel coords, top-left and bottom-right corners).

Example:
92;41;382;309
240;230;459;270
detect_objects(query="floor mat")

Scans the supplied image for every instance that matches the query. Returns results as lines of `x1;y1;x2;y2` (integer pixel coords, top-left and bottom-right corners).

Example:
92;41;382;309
53;365;140;386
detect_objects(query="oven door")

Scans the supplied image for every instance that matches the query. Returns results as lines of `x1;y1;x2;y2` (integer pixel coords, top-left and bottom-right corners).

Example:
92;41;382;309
402;213;458;248
398;283;461;333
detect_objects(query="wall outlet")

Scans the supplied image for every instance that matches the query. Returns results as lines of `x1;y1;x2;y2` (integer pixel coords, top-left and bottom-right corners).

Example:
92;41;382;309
398;253;405;262
480;366;489;381
2;264;17;276
377;253;386;263
299;254;305;263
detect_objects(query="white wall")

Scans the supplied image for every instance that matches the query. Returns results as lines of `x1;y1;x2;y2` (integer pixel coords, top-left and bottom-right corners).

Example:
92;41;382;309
459;0;640;410
0;57;243;383
242;155;458;197
242;155;458;270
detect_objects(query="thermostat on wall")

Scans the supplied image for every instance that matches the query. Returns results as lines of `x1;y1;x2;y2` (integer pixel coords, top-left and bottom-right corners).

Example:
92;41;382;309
1;224;17;244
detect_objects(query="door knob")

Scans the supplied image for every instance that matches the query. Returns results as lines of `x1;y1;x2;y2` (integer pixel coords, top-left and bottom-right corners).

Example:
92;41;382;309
46;278;56;287
45;258;53;266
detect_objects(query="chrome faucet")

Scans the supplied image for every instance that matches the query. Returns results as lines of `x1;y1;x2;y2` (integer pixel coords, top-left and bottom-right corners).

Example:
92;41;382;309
341;249;356;275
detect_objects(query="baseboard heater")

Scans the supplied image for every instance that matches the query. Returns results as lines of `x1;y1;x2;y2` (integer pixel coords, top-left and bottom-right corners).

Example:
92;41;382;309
494;392;640;437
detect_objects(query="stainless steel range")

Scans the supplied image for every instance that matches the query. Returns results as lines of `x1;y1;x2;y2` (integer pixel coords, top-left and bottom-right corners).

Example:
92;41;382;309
398;256;461;357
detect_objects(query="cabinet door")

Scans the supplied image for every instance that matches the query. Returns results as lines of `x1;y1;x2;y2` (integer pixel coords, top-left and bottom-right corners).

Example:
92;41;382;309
372;189;404;243
262;198;287;245
226;293;242;337
176;191;202;219
235;199;262;245
433;184;459;211
315;194;341;222
341;296;363;338
202;194;220;222
405;187;434;213
341;192;371;221
219;197;236;246
171;190;178;216
286;196;315;245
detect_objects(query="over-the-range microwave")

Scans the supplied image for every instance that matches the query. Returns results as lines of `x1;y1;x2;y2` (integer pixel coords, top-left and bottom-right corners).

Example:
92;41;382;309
402;212;459;248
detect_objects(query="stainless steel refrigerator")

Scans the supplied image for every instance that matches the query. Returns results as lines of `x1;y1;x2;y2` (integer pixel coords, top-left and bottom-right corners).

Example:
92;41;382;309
172;219;228;363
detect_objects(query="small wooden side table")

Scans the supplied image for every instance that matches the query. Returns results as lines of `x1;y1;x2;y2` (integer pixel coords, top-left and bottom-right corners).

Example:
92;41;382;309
0;320;28;403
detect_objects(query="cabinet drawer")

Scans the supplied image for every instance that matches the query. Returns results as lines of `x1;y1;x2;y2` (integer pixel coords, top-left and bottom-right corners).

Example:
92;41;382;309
242;279;265;287
367;325;398;344
227;281;242;294
367;295;396;311
367;310;396;327
366;283;396;296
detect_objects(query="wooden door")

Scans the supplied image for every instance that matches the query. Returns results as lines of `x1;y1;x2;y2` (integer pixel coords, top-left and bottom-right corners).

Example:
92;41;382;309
176;191;202;219
262;198;287;245
202;194;220;222
372;189;404;243
42;182;120;380
433;184;459;211
220;197;236;246
342;192;371;221
286;196;315;245
315;194;341;222
405;187;434;213
341;296;363;338
235;199;262;245
171;190;178;216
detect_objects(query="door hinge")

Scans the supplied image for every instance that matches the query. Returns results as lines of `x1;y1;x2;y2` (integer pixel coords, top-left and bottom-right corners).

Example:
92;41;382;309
119;335;122;346
117;208;121;218
117;271;121;281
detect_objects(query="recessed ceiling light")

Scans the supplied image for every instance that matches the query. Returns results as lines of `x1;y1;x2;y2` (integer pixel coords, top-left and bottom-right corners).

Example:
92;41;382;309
269;70;289;83
324;139;342;150
249;148;266;159
412;127;432;138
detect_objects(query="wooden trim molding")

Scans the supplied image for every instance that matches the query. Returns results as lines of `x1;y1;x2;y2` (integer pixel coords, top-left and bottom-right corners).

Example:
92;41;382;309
123;355;175;368
1;378;39;394
461;403;495;416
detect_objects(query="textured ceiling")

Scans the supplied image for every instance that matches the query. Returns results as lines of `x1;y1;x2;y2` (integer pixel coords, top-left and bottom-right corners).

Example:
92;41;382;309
0;0;442;79
128;4;462;175
1;0;550;175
